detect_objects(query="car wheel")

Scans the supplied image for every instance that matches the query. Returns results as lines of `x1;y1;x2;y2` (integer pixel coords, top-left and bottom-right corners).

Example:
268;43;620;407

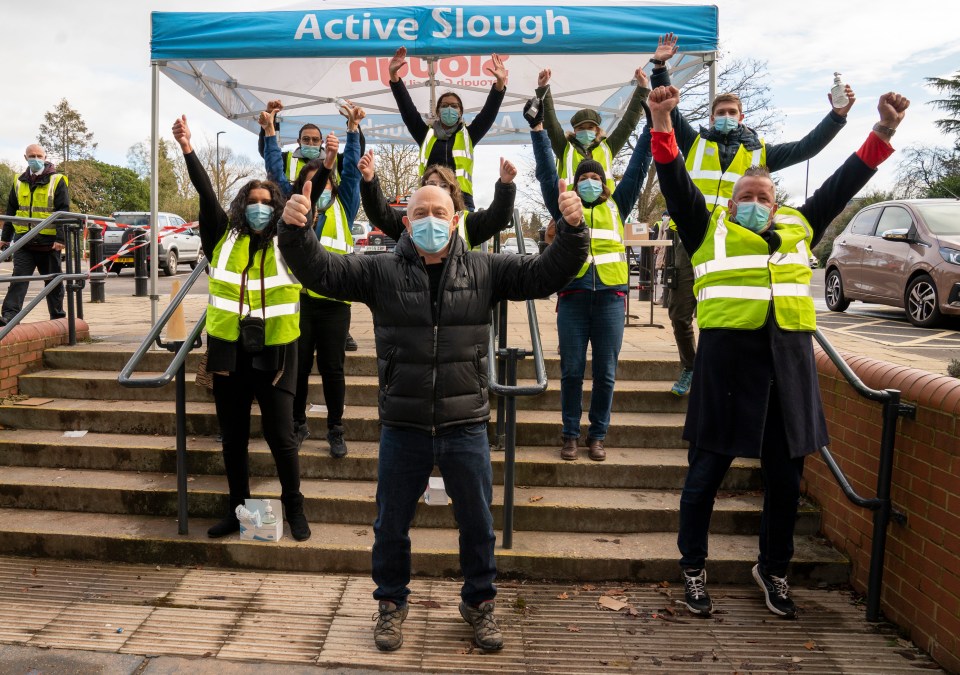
824;269;850;312
163;250;178;277
904;274;942;328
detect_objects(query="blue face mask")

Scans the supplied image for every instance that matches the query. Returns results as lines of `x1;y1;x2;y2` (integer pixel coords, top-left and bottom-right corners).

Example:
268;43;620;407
317;189;332;209
713;116;739;134
733;201;771;233
245;203;274;231
577;178;603;203
410;215;452;254
300;145;321;160
439;106;461;126
575;129;597;146
27;158;44;172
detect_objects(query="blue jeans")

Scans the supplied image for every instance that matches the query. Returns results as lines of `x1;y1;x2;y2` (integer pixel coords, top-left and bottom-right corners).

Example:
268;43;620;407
372;423;496;607
557;290;625;440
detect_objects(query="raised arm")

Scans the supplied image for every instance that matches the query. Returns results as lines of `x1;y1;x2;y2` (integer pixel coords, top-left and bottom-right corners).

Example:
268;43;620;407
605;67;650;154
357;151;405;241
534;69;567;158
766;86;855;171
261;110;294;197
532;127;563;224
466;54;508;144
463;158;517;245
172;114;228;256
336;104;366;223
649;34;698;156
388;47;429;144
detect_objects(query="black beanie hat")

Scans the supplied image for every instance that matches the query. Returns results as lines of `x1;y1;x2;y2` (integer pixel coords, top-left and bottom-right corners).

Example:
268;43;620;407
574;159;606;186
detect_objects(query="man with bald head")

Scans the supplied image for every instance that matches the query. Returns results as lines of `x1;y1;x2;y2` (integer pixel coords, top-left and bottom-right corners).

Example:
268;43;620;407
280;176;589;652
648;84;909;619
1;144;69;326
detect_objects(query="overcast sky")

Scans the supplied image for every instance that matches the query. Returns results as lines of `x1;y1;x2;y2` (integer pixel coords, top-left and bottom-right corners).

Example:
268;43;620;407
1;0;958;212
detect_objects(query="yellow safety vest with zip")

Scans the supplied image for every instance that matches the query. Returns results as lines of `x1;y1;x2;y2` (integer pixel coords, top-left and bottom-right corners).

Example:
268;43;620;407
13;174;68;236
691;206;815;331
576;199;628;286
685;135;766;209
283;151;340;185
418;127;474;196
558;140;616;193
306;197;353;303
206;231;301;346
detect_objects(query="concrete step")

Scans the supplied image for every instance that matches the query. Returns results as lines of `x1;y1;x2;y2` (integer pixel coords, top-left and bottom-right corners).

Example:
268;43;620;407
0;508;849;583
44;343;682;381
18;369;689;413
0;402;687;448
0;466;819;535
0;431;761;490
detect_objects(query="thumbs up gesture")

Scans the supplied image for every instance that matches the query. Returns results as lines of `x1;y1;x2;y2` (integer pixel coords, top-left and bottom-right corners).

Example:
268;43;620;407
172;115;192;153
283;180;313;228
557;179;582;226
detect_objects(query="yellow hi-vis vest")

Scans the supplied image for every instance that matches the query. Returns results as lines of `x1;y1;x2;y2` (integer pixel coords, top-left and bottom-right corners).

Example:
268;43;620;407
306;197;353;303
13;174;68;235
576;199;628;286
685;135;766;209
558;140;616;193
206;231;302;346
284;150;339;184
691;206;815;331
418;127;474;196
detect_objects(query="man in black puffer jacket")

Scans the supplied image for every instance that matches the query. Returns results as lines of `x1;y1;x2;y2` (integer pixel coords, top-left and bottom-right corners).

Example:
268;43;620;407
280;179;588;654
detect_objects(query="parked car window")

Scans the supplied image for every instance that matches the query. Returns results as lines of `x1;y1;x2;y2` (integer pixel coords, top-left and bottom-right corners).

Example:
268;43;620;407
848;208;881;236
914;203;960;236
874;206;913;236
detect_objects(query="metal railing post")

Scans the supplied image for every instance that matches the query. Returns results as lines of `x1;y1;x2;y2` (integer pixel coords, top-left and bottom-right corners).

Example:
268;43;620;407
68;222;84;321
62;221;77;345
501;348;521;550
494;300;508;452
175;356;189;535
133;228;148;297
87;222;105;302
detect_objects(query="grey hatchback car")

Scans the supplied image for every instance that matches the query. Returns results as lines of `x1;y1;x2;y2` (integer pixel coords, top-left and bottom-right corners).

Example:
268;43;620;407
824;199;960;327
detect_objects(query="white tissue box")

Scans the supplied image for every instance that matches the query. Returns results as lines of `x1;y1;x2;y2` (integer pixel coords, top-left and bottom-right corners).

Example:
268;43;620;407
423;477;449;506
238;498;283;542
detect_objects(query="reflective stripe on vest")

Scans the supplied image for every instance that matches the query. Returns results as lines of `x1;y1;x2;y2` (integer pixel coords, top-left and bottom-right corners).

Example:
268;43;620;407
576;199;627;286
559;140;615;192
206;231;301;345
307;197;354;302
418;127;474;196
685;135;766;207
284;151;340;185
13;174;67;235
690;207;815;331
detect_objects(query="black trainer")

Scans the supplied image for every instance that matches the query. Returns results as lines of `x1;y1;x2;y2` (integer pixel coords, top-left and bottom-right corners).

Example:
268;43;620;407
294;422;310;450
752;564;797;618
328;427;348;459
345;333;358;351
207;513;240;538
682;568;714;616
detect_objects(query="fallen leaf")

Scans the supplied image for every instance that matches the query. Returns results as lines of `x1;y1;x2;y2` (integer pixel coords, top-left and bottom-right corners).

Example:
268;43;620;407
581;584;597;591
32;568;37;576
598;595;628;611
412;599;441;608
566;625;581;632
528;495;544;503
658;580;670;588
556;592;569;600
804;641;817;650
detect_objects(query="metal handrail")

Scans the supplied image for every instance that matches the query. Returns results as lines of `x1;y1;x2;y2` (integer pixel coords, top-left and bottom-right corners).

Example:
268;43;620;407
813;327;916;623
0;211;111;263
0;272;106;343
486;209;549;550
117;258;208;535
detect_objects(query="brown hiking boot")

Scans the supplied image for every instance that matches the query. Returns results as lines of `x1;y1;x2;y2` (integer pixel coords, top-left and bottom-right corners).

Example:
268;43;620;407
373;600;408;651
587;438;606;462
560;436;578;461
459;600;504;651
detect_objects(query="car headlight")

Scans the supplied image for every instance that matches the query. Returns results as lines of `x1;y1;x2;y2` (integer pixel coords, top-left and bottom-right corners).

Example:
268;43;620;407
940;247;960;265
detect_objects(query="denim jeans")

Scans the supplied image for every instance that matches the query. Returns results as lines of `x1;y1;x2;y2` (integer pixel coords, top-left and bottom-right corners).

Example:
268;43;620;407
372;423;496;607
678;392;805;577
557;290;625;440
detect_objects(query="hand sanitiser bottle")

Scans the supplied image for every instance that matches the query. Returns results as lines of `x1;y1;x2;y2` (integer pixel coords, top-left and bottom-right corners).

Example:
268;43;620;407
831;73;849;109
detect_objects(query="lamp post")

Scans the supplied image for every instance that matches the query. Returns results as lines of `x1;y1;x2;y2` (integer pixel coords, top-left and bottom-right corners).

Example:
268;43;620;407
216;131;226;203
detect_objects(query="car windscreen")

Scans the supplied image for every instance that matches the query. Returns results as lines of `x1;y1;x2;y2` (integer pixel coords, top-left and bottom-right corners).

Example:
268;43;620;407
915;204;960;236
114;215;151;228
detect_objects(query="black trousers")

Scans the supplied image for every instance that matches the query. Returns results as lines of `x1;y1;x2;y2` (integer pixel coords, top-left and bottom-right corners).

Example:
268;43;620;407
1;247;65;321
667;240;697;370
293;296;351;430
213;353;302;510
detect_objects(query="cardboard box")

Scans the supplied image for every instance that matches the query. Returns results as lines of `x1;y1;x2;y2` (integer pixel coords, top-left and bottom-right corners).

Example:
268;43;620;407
238;498;283;542
623;222;650;244
423;476;449;506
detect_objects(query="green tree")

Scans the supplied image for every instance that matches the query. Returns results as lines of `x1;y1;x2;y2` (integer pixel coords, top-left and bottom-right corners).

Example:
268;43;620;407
0;160;18;206
926;69;960;146
60;160;150;215
37;98;97;163
127;139;200;220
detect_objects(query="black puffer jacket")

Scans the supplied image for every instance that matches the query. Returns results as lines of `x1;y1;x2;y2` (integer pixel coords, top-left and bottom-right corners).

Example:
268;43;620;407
278;220;589;432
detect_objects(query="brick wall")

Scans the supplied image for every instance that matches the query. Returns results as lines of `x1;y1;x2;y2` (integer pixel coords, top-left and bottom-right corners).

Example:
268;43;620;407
806;349;960;674
0;319;90;397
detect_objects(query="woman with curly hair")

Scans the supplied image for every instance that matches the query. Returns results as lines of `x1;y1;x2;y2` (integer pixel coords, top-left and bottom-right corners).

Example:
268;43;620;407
172;114;310;542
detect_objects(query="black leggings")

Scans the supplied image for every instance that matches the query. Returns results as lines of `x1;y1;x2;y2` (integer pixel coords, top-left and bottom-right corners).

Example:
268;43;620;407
293;296;351;429
213;354;301;509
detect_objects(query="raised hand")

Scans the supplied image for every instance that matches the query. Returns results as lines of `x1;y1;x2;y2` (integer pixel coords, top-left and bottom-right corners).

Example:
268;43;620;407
486;54;508;91
345;102;366;131
388;46;407;82
258;108;277;135
523;97;544;129
558;179;583;226
829;84;857;118
647;86;680;131
499;157;518;184
634;66;649;89
323;133;339;170
878;92;910;128
538;68;551;88
283;180;312;228
172;115;192;153
358;150;375;182
654;33;678;63
266;99;283;114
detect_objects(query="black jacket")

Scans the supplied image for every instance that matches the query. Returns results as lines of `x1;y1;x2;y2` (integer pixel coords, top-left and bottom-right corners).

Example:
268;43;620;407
656;139;879;459
2;163;70;245
278;217;589;432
